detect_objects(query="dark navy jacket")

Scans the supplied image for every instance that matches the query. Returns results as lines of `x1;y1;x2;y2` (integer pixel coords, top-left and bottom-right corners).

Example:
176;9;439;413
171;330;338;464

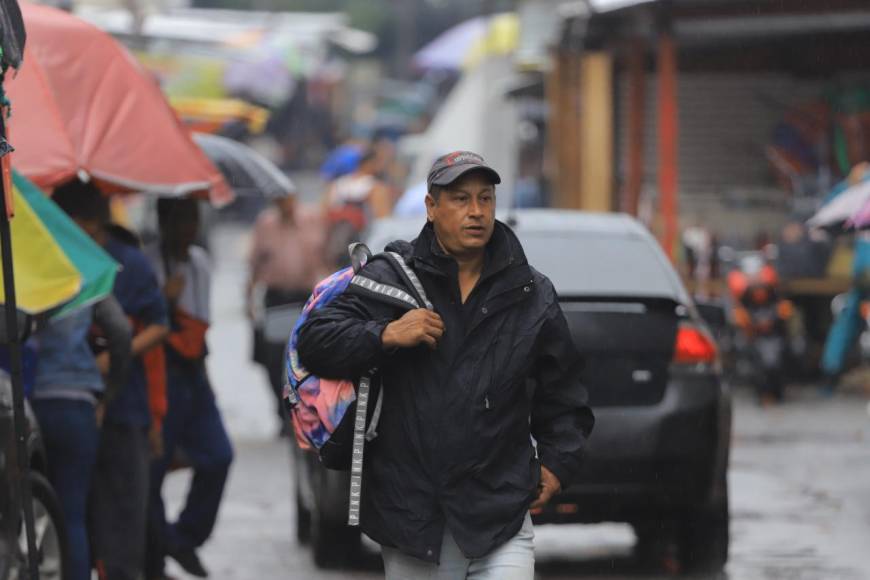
104;235;168;428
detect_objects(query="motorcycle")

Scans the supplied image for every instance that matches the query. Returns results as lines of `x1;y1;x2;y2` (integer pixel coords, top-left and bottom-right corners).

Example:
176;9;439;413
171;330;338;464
721;246;794;404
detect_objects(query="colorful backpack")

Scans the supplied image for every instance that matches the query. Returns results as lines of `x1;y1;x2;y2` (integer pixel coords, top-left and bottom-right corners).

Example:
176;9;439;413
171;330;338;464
284;243;431;525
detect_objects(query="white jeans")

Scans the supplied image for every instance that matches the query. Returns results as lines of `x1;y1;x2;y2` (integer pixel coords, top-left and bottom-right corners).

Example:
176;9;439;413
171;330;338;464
381;513;535;580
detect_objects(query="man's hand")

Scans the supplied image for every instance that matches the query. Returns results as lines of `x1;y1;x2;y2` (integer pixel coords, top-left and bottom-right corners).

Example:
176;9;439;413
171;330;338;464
95;403;106;428
382;309;444;350
148;424;164;460
164;273;186;303
95;352;110;376
530;465;562;510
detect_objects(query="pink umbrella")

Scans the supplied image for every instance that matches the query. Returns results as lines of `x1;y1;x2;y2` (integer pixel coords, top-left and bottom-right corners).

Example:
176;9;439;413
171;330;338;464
5;3;232;205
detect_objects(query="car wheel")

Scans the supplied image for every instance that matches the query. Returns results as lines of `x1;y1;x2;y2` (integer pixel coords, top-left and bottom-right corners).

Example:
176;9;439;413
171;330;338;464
310;503;360;569
291;445;314;545
19;472;68;580
679;497;729;574
633;520;680;572
310;468;360;568
295;486;311;545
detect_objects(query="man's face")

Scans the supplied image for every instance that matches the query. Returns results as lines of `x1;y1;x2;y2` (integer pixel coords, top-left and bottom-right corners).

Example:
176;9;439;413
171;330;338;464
73;217;106;246
171;215;199;251
162;206;200;254
425;171;496;258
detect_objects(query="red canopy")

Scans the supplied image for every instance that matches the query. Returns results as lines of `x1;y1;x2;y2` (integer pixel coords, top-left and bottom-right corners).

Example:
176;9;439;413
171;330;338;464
5;3;233;205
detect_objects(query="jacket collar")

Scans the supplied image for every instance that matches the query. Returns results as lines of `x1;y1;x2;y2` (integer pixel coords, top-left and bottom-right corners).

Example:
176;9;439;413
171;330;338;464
408;220;528;282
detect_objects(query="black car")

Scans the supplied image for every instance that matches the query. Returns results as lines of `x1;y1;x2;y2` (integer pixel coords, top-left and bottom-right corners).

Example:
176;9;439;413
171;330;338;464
294;209;731;573
0;368;68;578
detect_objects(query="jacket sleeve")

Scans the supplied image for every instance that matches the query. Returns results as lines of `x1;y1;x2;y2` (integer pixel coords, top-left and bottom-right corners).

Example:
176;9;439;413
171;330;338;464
530;299;595;489
297;289;400;380
92;295;132;403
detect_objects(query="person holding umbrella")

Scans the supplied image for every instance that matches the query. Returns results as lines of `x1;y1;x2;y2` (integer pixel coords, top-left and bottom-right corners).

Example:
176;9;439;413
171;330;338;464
820;163;870;394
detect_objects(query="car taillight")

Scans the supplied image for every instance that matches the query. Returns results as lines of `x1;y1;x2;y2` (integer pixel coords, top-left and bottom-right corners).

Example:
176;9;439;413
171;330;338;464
673;322;718;365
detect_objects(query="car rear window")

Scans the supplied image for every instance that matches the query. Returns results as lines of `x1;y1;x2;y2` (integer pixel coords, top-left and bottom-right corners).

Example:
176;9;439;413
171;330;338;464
518;232;682;299
366;219;685;301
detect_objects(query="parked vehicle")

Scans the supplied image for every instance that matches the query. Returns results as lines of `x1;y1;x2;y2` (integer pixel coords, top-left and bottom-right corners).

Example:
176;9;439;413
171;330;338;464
0;369;68;579
721;246;794;403
292;210;731;573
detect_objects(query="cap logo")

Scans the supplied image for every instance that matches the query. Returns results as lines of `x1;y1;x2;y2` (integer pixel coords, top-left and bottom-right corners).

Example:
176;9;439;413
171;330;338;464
445;151;484;166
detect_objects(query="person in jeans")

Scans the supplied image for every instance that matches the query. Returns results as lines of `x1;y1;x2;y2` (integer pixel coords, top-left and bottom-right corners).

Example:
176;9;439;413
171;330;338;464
31;295;131;580
298;151;594;580
52;180;170;580
146;198;233;579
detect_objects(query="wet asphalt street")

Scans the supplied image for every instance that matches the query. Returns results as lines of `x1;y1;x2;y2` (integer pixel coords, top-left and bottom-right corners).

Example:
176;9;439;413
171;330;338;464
161;223;870;580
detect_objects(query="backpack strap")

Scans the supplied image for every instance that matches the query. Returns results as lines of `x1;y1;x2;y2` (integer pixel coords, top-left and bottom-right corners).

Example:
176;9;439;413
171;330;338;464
347;251;430;527
349;274;421;310
348;372;372;526
383;252;433;310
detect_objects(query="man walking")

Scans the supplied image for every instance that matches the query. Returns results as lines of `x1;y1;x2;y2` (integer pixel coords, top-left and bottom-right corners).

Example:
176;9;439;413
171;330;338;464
298;151;594;579
247;192;326;426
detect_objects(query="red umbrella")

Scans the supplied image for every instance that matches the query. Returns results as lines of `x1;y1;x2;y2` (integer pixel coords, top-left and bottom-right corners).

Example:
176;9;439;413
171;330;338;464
4;2;233;205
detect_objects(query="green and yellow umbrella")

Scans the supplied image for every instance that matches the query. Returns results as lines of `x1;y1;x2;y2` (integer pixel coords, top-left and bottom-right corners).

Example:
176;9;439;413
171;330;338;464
0;172;118;316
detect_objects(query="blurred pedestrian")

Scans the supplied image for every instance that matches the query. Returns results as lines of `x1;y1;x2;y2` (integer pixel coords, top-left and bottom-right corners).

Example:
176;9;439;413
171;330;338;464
298;151;594;580
821;232;870;394
53;180;170;580
320;140;364;181
247;193;326;426
682;224;719;301
145;198;233;579
821;164;870;395
30;295;131;580
323;147;394;268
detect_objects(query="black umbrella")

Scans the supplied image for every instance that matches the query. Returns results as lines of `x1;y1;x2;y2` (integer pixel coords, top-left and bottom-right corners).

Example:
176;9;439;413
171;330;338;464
1;2;40;577
192;133;295;199
0;0;25;69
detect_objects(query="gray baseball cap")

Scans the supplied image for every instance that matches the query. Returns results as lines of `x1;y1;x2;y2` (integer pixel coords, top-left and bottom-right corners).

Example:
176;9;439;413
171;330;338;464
426;151;502;191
